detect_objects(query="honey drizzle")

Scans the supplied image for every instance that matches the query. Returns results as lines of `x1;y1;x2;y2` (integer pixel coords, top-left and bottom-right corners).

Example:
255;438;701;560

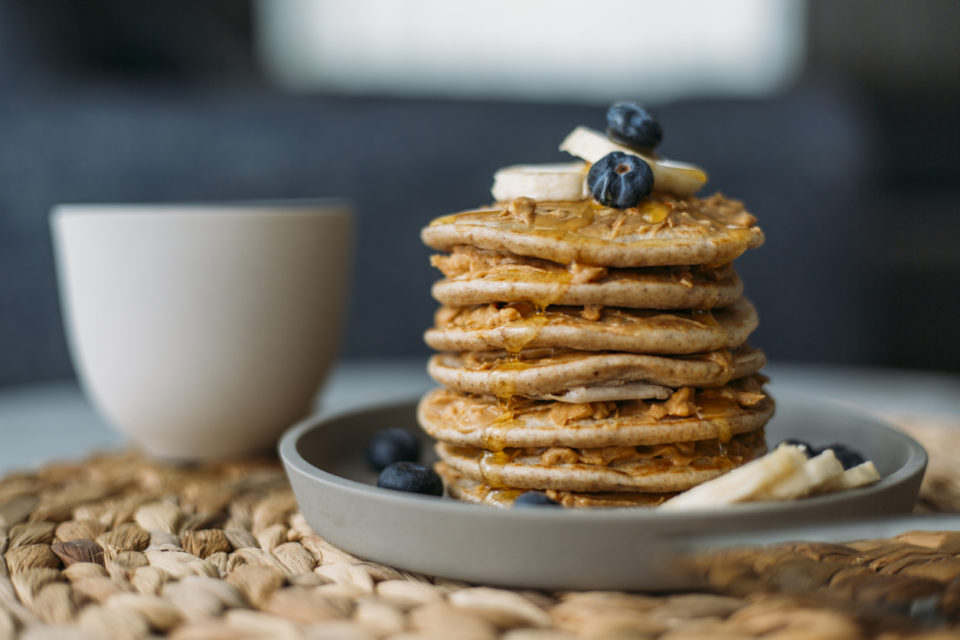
485;230;560;446
485;197;573;409
638;200;671;224
696;395;741;444
479;449;518;488
690;309;720;327
500;313;550;355
485;358;529;451
528;200;596;240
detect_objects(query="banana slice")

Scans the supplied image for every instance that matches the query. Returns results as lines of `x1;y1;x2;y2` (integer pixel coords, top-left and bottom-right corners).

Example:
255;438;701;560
659;445;808;510
661;446;882;510
491;163;589;202
813;461;881;495
559;126;708;197
754;450;845;501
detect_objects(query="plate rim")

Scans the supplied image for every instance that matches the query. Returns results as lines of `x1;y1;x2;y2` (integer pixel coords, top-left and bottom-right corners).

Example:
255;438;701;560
279;389;928;521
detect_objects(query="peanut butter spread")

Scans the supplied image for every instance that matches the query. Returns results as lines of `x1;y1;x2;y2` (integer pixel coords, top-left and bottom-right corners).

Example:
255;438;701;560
453;346;737;377
431;246;734;286
424;375;768;433
426;296;758;356
455;429;765;474
545;490;674;508
438;302;708;332
427;347;771;408
435;302;728;336
437;462;676;508
429;244;745;310
431;193;757;241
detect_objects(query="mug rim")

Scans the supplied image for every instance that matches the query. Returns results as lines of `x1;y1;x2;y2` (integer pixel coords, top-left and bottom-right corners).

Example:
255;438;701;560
51;198;353;220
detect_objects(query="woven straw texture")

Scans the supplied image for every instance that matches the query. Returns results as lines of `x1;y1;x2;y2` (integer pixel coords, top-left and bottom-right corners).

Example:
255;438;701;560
0;415;958;639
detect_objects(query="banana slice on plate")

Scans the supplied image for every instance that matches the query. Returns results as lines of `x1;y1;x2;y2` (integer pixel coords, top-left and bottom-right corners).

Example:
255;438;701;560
660;445;882;510
755;450;845;501
659;445;808;510
491;162;589;202
814;461;881;494
560;126;708;197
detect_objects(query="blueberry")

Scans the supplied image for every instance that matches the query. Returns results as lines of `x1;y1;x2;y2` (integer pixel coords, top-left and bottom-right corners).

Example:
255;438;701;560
366;428;421;471
513;492;560;507
779;439;814;457
377;462;444;496
606;102;663;151
587;152;654;209
818;443;867;470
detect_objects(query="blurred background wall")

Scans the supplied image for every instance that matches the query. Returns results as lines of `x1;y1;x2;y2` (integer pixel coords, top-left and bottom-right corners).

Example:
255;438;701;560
0;0;957;387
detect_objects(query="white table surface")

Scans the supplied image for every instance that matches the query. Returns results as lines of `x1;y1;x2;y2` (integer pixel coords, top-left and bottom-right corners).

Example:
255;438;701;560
0;359;958;475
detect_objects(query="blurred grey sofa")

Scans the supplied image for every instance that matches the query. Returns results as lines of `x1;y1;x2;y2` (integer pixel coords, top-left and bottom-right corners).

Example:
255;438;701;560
0;83;885;386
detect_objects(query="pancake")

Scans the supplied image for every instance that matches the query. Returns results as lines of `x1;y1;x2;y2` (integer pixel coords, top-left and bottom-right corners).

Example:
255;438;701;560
428;345;766;400
436;430;767;493
424;298;757;355
417;376;774;450
421;193;764;268
430;246;743;310
437;463;674;508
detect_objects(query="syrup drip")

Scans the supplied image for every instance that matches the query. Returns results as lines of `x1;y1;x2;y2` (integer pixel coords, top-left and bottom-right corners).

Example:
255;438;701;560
479;449;519;488
501;313;550;355
639;201;671;224
528;202;596;240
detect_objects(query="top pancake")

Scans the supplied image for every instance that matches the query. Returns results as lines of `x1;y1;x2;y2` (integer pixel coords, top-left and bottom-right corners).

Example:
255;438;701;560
430;246;743;310
421;193;764;268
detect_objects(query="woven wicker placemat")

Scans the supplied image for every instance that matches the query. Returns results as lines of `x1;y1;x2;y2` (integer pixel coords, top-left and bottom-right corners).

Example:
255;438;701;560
1;416;958;639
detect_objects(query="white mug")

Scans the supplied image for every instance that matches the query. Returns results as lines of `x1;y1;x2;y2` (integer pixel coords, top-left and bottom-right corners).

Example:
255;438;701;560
51;201;352;459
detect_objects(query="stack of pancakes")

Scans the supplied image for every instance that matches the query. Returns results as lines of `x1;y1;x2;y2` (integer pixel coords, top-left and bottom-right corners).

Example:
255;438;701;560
418;193;774;508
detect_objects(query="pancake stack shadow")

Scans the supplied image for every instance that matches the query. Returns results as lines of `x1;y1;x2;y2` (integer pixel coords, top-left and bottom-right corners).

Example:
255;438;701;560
418;194;774;508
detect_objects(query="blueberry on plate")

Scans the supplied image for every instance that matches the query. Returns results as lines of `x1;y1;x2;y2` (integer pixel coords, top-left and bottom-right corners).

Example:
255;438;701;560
606;102;663;151
377;462;444;496
818;443;867;470
366;428;421;471
587;152;654;209
779;439;814;457
513;491;561;507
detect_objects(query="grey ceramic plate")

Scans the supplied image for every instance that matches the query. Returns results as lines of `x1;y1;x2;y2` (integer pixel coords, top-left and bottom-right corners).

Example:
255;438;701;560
279;393;927;590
